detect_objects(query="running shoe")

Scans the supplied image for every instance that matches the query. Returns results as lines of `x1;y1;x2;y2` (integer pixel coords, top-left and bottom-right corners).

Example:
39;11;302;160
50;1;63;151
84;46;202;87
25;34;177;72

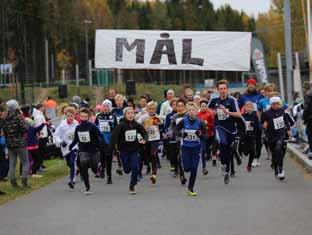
278;170;286;181
252;159;257;167
31;174;43;178
224;173;230;184
129;186;136;195
180;176;187;185
230;171;235;178
186;190;198;197
107;177;112;184
116;168;123;176
256;159;261;166
150;175;157;184
68;182;75;189
202;168;208;176
247;166;252;172
84;187;93;195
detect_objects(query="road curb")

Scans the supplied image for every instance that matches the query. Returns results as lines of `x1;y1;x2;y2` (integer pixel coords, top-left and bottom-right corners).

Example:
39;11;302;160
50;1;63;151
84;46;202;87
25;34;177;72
287;144;312;173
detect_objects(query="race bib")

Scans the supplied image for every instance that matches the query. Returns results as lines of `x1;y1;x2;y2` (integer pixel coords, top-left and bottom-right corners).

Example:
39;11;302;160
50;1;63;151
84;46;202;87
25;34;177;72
99;121;110;132
217;108;229;121
78;131;91;143
273;116;285;130
125;130;137;142
245;121;254;131
183;129;199;142
67;132;75;141
147;125;160;141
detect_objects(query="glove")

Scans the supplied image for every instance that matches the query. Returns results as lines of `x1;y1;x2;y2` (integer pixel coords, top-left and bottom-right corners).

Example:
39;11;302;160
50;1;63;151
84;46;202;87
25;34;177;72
61;141;67;148
195;130;202;137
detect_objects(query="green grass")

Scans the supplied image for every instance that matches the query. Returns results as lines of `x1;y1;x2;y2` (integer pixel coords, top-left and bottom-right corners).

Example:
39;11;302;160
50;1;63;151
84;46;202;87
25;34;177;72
0;158;67;205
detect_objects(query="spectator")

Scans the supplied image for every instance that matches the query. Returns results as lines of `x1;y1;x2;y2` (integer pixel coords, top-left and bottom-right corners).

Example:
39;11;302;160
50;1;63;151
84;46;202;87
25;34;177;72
159;90;175;121
0;100;30;188
303;82;312;158
182;86;194;102
44;96;58;119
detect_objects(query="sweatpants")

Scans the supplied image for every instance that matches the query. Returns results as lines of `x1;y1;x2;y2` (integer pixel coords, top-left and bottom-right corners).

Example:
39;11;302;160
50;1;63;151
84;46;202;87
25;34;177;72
146;141;160;176
268;137;287;175
216;127;235;174
181;146;200;191
65;150;77;183
78;151;100;189
120;151;139;188
100;149;113;178
8;147;29;181
201;137;214;170
243;136;256;167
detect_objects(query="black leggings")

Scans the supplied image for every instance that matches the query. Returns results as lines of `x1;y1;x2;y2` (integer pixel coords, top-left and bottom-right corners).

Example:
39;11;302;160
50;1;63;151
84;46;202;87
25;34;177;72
268;138;287;174
78;151;100;189
167;142;185;177
29;149;42;174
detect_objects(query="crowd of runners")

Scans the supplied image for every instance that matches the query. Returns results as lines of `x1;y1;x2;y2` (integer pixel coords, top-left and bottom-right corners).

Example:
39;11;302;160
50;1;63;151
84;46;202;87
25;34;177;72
0;78;296;196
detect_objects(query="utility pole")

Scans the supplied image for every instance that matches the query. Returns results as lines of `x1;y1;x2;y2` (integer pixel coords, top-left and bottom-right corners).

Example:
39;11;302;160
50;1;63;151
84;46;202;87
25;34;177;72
84;20;92;87
284;0;294;106
307;0;312;81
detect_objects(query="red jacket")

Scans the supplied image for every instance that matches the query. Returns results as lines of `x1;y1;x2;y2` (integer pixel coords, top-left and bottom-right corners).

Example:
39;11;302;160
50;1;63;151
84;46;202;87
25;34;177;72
198;109;215;137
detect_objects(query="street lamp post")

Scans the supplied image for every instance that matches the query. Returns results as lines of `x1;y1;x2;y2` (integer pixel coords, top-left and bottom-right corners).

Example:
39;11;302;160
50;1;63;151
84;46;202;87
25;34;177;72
84;20;92;87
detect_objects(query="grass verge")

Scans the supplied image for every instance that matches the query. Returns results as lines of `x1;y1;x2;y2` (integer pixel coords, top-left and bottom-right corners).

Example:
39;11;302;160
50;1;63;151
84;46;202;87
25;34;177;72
0;158;67;206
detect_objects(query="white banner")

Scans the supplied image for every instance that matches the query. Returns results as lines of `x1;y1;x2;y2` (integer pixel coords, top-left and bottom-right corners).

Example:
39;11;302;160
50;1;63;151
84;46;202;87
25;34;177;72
95;30;251;71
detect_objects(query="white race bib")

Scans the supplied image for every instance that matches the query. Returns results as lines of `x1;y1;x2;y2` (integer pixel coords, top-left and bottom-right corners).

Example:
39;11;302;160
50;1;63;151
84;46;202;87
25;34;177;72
217;108;229;121
147;125;160;141
99;121;110;132
183;129;200;142
78;131;91;143
125;130;137;142
245;121;254;131
273;116;285;130
67;132;75;141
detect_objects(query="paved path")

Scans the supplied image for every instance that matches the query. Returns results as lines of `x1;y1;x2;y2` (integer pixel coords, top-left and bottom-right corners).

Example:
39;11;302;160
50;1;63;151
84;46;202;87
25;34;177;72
0;152;312;235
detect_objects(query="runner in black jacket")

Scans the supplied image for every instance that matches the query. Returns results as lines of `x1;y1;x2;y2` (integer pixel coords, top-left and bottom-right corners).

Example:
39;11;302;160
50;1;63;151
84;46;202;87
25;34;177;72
69;108;103;195
111;107;148;195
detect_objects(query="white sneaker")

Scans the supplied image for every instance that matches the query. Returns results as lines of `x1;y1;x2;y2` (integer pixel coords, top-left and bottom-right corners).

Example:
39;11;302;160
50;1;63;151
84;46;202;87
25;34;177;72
31;174;43;178
278;170;286;181
256;159;261;166
252;159;257;167
84;189;94;195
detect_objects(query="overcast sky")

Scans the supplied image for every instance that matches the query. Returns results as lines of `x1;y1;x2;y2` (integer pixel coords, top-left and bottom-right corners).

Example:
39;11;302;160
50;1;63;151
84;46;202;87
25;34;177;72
210;0;271;16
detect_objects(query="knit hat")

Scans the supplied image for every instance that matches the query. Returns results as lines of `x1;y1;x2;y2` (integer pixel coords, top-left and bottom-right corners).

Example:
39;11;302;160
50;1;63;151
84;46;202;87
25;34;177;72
123;107;132;116
247;78;257;86
269;96;282;105
6;99;19;111
72;96;81;105
102;99;112;110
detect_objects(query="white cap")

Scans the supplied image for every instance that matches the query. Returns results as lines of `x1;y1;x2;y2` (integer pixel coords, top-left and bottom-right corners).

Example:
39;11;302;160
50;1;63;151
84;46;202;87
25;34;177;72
194;95;201;100
6;99;19;111
102;99;112;109
270;96;282;105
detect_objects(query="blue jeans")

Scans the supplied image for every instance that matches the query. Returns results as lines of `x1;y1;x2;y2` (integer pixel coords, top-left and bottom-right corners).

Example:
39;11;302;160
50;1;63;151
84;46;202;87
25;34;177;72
181;146;200;191
120;151;139;188
65;150;77;183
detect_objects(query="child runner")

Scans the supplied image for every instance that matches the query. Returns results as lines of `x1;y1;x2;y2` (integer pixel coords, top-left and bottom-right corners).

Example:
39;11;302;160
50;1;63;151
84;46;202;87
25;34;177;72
197;100;215;175
54;107;79;189
112;94;126;175
261;97;291;181
208;79;242;185
69;108;103;195
94;99;117;184
241;102;260;172
169;99;187;184
175;102;206;196
112;107;147;195
138;101;163;184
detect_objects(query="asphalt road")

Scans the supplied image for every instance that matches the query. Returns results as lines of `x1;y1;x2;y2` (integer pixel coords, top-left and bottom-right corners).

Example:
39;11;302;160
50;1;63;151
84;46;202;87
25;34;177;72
0;152;312;235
